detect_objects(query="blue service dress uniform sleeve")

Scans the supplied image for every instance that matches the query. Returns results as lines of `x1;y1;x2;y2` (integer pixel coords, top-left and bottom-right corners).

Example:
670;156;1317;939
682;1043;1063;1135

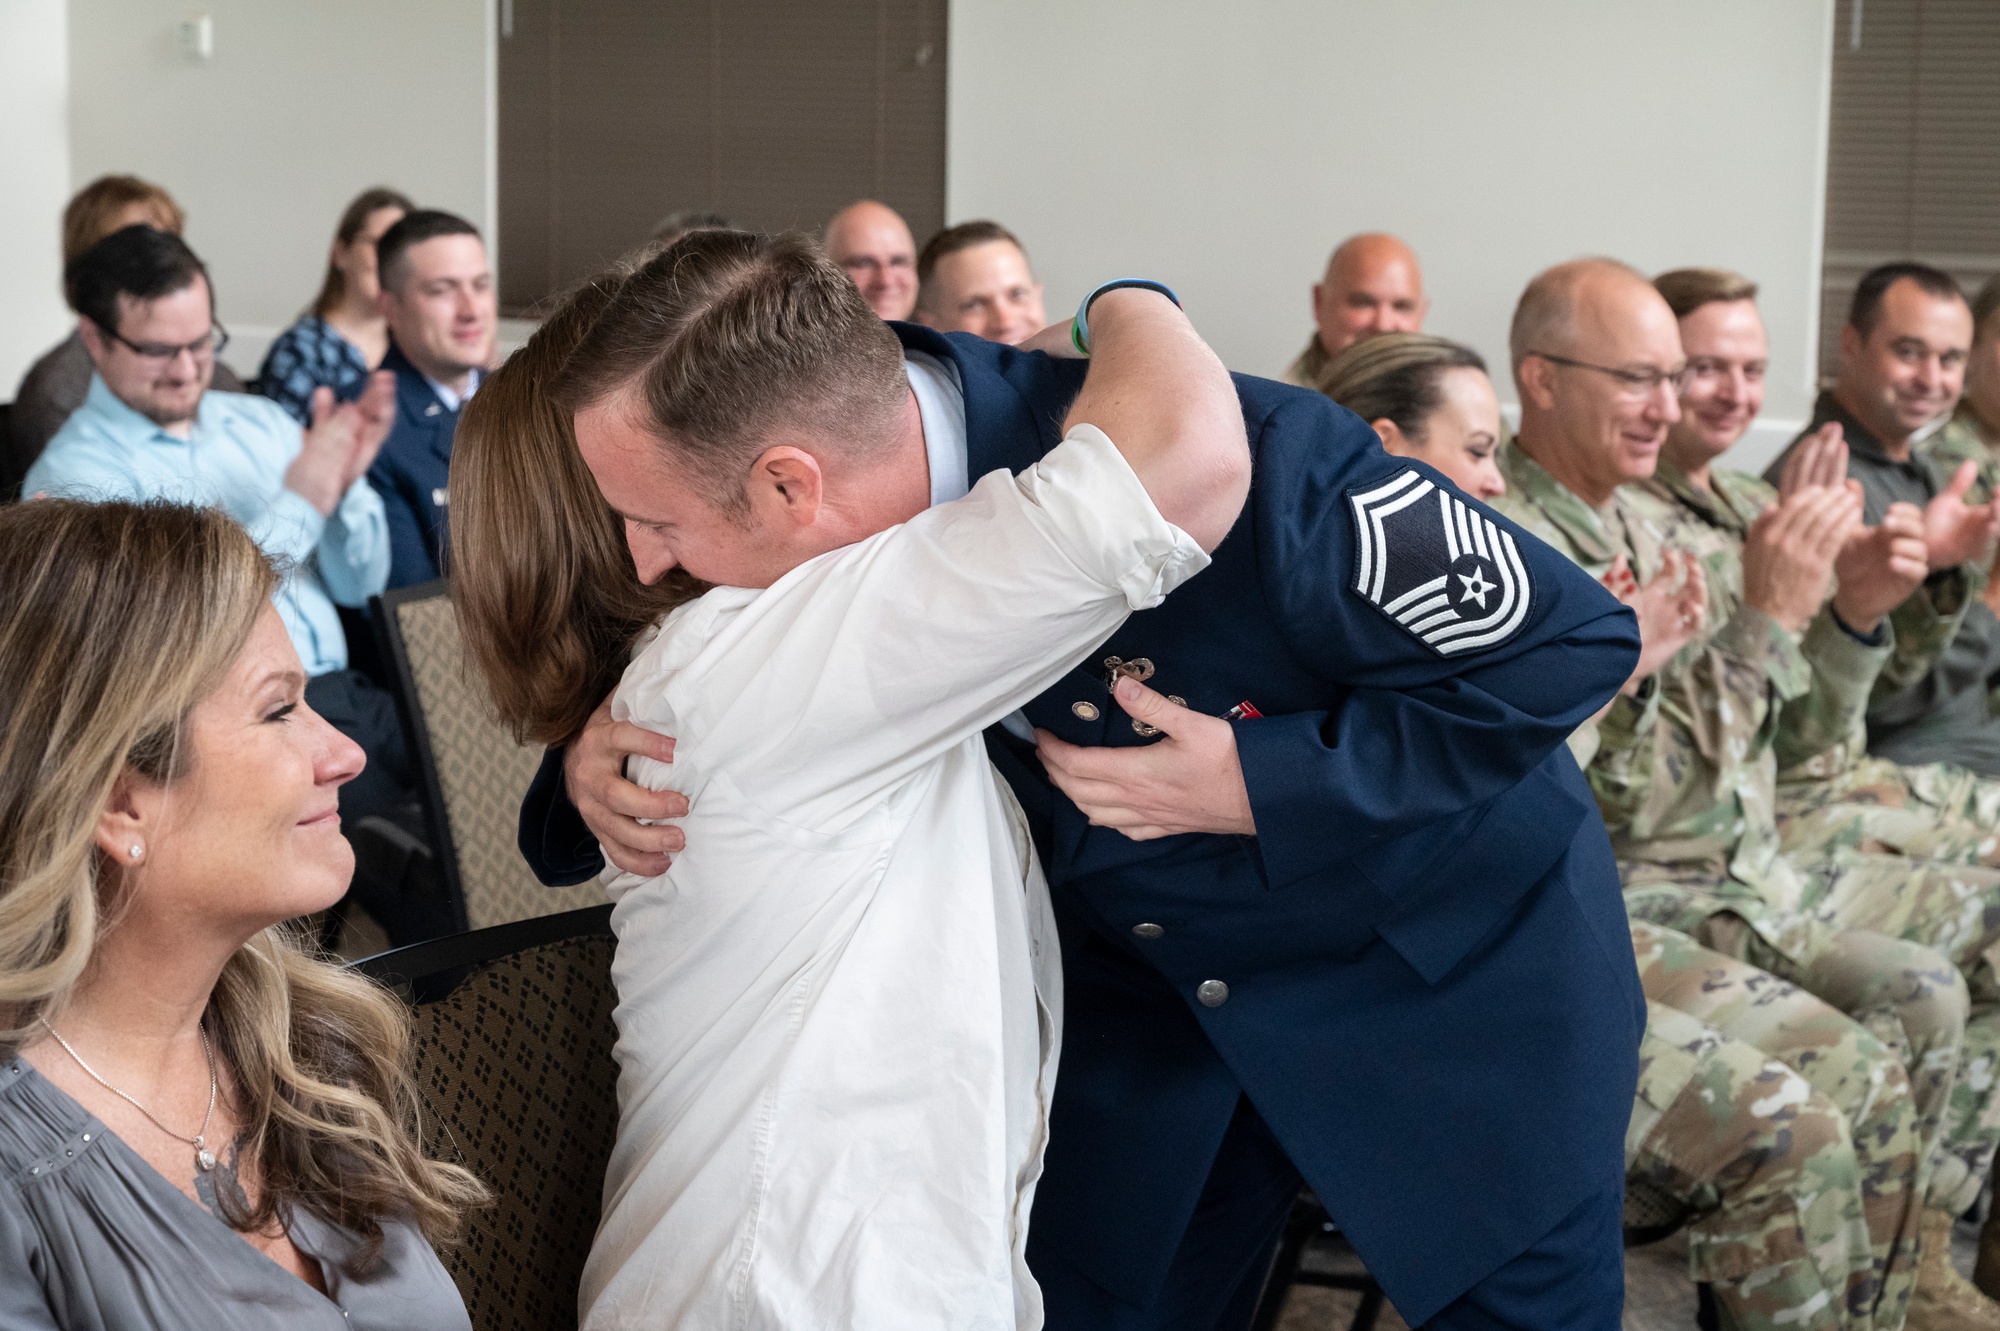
1233;392;1638;891
520;746;603;886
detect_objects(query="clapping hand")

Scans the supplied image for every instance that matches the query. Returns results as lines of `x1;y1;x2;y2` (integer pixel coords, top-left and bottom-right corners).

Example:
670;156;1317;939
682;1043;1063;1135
1603;549;1708;695
1740;484;1862;633
1835;501;1929;632
1924;461;2000;571
283;371;397;516
1775;422;1848;499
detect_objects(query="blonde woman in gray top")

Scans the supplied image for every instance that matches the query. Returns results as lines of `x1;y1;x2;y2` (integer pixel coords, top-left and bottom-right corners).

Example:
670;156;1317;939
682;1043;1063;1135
0;499;486;1329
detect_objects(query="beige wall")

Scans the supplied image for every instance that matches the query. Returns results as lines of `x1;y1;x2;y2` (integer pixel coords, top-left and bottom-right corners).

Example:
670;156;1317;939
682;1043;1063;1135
65;0;496;375
0;0;74;392
947;0;1836;471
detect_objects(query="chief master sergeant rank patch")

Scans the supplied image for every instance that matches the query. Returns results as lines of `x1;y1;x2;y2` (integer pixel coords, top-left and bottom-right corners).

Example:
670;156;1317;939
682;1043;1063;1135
1348;468;1533;656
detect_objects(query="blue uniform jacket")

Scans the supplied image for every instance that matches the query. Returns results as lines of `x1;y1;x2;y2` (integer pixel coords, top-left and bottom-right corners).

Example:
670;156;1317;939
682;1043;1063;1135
517;327;1645;1323
366;342;458;588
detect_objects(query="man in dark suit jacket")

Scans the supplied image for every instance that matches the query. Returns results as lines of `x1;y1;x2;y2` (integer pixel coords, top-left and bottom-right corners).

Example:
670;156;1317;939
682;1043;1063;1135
522;237;1644;1329
367;209;497;586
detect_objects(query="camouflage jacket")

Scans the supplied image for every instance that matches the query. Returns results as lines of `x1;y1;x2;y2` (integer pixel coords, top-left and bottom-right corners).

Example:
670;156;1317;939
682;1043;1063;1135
1638;461;1893;783
1493;443;1811;915
1921;404;2000;507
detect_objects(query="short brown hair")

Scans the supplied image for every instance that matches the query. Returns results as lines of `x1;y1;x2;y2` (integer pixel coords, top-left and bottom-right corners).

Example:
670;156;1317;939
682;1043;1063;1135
917;220;1026;309
1849;262;1965;338
452;268;701;746
553;229;907;514
60;176;184;305
311;186;414;316
1971;272;2000;345
1653;267;1759;319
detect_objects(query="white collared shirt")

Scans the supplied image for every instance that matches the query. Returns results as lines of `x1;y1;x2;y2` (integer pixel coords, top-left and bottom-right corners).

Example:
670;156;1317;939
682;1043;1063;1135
582;425;1208;1330
422;367;480;414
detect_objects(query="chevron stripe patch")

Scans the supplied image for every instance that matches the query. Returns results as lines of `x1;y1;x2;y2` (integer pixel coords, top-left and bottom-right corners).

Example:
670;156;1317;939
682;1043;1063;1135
1348;469;1533;656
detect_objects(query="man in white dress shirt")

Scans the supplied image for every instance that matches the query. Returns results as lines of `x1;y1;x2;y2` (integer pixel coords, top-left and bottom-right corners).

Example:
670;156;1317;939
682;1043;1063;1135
540;235;1248;1328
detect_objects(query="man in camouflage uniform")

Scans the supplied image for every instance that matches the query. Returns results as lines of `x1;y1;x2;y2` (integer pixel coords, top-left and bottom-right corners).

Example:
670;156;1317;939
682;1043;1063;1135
1493;257;2000;1328
1282;233;1426;386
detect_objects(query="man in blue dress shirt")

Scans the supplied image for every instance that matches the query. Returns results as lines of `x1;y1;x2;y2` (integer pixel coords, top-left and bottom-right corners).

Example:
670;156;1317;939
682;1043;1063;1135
24;225;448;944
519;234;1645;1329
366;210;497;587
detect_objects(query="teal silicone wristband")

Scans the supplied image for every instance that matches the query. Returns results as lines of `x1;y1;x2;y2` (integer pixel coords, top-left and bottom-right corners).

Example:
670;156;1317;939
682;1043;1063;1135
1071;279;1181;356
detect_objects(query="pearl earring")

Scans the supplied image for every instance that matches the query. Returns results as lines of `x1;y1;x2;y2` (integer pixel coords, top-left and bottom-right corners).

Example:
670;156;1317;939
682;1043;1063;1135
128;844;143;861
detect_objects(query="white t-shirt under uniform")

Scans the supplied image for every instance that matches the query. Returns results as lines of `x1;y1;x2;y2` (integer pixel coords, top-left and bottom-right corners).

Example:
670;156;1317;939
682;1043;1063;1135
580;425;1209;1330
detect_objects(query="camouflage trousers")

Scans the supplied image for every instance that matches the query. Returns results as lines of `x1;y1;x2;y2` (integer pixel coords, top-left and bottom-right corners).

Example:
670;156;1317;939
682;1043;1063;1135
1632;920;1923;1331
1777;755;2000;872
1802;849;2000;1214
1628;849;1999;1217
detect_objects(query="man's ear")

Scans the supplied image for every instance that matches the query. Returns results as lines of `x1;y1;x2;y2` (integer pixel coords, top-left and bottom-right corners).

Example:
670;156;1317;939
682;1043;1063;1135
77;317;110;366
748;446;826;526
1517;355;1559;413
1839;322;1862;371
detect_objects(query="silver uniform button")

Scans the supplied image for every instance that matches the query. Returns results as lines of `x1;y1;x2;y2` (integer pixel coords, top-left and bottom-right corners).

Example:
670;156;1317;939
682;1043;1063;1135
1071;701;1100;721
1132;922;1164;939
1196;979;1229;1007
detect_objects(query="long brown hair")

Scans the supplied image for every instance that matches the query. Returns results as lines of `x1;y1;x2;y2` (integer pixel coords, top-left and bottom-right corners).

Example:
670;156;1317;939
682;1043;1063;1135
311;187;415;318
0;500;486;1263
451;270;700;746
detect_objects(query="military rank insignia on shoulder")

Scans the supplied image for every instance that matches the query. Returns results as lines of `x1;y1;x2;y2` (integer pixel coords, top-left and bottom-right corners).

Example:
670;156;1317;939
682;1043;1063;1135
1348;469;1533;655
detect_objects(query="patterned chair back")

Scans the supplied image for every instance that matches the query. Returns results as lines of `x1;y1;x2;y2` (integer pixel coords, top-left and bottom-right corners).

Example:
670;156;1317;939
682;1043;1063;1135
354;906;619;1331
377;581;606;932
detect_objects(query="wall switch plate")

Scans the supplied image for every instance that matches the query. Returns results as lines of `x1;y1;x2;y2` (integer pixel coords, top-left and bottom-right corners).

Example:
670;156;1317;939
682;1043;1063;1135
176;13;213;61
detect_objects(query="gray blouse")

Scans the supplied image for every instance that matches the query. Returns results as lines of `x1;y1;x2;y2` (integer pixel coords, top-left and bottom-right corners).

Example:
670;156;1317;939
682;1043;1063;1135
0;1056;472;1330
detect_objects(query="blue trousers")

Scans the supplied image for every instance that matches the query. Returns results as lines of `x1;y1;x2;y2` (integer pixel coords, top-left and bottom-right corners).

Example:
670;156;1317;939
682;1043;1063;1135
1030;1096;1625;1331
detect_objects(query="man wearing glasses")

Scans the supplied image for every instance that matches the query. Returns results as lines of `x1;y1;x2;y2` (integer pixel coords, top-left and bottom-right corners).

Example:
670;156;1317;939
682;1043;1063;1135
25;226;441;944
1493;257;2000;1328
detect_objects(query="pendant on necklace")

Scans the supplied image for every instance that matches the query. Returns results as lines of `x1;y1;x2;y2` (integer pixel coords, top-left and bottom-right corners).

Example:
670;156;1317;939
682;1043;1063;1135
196;1146;216;1172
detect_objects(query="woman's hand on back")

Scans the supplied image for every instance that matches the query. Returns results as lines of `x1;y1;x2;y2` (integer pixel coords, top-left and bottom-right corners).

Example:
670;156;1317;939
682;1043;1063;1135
565;695;689;876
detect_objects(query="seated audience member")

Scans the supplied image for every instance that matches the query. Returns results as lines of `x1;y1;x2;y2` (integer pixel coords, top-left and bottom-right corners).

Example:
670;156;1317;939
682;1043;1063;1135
1313;331;1503;498
22;227;442;947
256;187;414;425
365;210;498;587
1285;232;1427;387
1322;323;1933;1331
1763;265;2000;777
824;199;918;320
1925;273;2000;498
1493;258;2000;1326
6;175;246;487
913;220;1046;345
1653;267;2000;1314
649;209;732;245
0;499;486;1328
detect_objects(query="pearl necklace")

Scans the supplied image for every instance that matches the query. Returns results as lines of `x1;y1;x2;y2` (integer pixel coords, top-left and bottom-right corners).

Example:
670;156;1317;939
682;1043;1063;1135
39;1017;220;1173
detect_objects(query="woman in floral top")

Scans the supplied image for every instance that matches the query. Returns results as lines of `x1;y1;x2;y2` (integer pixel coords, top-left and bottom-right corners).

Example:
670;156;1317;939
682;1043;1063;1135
256;188;411;424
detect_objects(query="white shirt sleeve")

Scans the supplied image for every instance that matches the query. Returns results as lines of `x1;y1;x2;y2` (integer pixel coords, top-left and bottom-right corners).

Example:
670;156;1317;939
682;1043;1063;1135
615;422;1209;829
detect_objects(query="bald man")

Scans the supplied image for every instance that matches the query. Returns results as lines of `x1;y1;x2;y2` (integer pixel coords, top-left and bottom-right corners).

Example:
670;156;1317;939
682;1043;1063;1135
1494;257;2000;1328
824;199;918;321
1286;232;1428;387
